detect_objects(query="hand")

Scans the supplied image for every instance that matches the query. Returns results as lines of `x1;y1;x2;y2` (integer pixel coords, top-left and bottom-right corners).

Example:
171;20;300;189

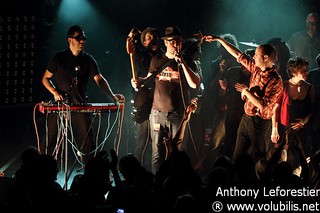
219;79;227;91
131;78;139;89
271;134;280;143
203;35;219;43
193;31;205;46
235;83;249;100
126;28;140;54
186;98;198;116
219;59;227;72
290;118;304;130
53;91;64;102
109;149;118;170
235;83;248;92
271;128;280;143
173;50;182;64
114;94;125;103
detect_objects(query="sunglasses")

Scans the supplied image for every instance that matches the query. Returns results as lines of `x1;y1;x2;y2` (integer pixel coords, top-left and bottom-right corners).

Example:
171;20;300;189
306;20;319;27
70;35;88;42
166;39;182;45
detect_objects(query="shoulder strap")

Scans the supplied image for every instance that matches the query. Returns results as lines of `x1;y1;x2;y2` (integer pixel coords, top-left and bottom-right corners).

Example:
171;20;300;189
139;60;172;88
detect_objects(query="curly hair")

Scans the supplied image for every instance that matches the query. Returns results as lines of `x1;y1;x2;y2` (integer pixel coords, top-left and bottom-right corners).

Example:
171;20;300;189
286;56;309;78
217;33;239;49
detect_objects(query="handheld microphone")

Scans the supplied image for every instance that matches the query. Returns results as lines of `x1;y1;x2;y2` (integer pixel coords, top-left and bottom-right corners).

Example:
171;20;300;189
174;48;182;64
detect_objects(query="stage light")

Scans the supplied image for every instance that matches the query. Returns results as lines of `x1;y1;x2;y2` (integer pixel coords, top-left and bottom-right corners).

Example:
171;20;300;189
0;15;37;106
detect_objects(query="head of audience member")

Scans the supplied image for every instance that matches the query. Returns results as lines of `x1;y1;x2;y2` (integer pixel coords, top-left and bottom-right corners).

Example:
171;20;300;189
306;12;320;38
217;33;239;60
267;37;291;79
253;44;277;70
20;146;40;165
36;154;59;183
207;167;230;189
182;38;202;61
212;155;235;181
272;161;293;186
84;150;110;182
118;153;140;183
245;48;255;57
140;27;161;51
162;26;183;55
286;56;309;80
174;194;198;213
13;146;40;179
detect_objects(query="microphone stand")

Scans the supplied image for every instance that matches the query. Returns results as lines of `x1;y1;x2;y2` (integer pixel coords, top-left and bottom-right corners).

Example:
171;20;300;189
53;101;71;191
61;66;79;190
63;107;69;190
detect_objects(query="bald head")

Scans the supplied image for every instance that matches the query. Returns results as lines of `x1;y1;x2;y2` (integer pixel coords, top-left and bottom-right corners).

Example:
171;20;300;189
306;12;320;22
306;12;320;38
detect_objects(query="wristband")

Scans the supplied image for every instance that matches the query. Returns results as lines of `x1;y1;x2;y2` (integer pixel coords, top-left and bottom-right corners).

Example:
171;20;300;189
271;128;278;138
241;88;249;96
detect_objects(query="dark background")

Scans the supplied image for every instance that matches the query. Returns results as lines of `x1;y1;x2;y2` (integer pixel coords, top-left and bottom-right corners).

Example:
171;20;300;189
1;0;320;177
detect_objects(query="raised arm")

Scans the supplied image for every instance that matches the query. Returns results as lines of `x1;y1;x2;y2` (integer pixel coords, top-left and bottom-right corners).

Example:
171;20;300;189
204;35;242;59
177;58;201;89
172;98;198;151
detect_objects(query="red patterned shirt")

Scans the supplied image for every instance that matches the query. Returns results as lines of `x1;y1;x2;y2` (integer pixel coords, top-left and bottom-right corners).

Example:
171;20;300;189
237;53;283;119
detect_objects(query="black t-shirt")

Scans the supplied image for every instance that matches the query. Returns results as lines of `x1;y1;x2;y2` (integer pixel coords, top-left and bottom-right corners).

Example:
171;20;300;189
47;49;100;104
149;53;199;113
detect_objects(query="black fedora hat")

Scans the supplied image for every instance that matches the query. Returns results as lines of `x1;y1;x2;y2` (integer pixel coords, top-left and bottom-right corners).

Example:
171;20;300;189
140;27;160;44
161;26;182;40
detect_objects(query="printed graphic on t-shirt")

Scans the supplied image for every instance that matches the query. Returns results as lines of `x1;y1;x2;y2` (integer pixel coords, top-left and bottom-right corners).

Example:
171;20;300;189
158;66;179;82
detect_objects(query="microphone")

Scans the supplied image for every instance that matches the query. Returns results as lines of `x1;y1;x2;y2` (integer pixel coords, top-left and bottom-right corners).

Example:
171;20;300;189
174;48;182;64
174;47;180;54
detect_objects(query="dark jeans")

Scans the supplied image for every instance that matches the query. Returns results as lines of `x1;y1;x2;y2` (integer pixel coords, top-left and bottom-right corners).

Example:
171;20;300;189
233;114;272;164
134;119;151;168
224;110;244;159
209;110;226;150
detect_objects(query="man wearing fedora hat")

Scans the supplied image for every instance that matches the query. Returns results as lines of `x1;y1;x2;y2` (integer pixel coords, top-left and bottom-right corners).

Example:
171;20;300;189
132;26;202;173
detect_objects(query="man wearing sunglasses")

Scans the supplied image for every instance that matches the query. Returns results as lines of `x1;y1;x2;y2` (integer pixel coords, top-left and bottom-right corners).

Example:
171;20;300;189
288;12;320;69
42;25;123;164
